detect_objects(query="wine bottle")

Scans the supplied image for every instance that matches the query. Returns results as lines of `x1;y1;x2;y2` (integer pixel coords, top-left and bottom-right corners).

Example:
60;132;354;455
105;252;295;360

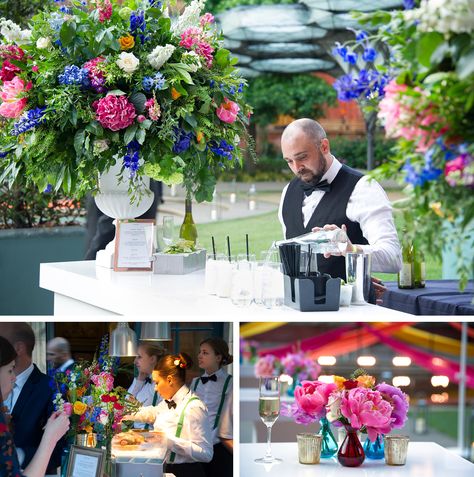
398;229;414;289
413;241;426;288
179;197;198;245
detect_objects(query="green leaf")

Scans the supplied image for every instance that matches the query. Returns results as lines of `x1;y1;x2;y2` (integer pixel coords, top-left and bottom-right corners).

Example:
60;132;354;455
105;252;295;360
124;124;138;145
130;92;147;113
456;47;474;80
74;130;85;155
107;89;126;96
184;114;197;129
136;128;146;145
416;32;445;68
215;49;230;68
85;121;104;136
60;22;76;46
70;108;78;128
140;119;153;130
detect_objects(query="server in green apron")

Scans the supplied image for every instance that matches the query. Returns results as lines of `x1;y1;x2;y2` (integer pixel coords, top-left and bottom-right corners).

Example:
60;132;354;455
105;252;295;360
191;338;233;477
122;353;213;477
128;342;164;427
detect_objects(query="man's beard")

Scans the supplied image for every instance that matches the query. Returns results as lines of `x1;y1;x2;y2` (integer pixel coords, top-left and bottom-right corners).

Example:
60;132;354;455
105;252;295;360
297;151;327;184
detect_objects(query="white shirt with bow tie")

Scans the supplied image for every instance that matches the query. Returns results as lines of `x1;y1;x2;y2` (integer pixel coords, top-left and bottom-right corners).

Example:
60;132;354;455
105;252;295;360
129;385;213;464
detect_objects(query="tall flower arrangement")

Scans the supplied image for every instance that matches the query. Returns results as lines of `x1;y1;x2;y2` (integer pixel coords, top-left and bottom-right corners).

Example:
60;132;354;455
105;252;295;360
359;0;474;287
0;0;252;203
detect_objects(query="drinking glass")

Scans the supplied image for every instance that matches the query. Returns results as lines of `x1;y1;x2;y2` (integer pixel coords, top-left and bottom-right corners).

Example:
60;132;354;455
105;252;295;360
162;216;175;247
230;255;256;306
215;255;234;298
261;262;284;309
255;376;282;464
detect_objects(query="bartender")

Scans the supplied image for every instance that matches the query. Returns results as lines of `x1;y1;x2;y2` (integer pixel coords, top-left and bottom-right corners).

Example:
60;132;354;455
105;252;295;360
278;118;401;298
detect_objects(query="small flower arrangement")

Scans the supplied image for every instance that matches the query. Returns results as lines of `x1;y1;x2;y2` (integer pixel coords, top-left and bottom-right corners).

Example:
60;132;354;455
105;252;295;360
254;354;279;378
0;0;253;203
280;352;321;383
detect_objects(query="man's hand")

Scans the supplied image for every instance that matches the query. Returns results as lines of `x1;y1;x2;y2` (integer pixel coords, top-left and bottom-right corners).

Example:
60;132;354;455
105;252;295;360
371;276;387;305
311;224;357;258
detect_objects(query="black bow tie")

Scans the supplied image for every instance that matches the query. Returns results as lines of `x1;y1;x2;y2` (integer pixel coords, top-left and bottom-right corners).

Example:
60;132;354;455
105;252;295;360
201;374;217;384
144;377;152;384
165;399;177;409
301;179;331;196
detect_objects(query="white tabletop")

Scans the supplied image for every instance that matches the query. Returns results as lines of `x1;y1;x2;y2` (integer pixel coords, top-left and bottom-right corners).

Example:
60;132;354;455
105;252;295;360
240;442;473;476
39;260;412;317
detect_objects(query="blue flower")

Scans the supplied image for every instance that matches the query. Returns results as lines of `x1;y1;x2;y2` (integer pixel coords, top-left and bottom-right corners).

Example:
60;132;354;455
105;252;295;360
58;65;89;86
142;76;154;92
130;11;146;34
59;6;72;14
209;80;215;88
346;52;358;65
403;0;415;9
153;72;165;90
229;86;235;95
0;150;12;159
209;139;234;161
238;82;244;93
49;12;65;32
362;47;377;62
148;0;162;6
332;44;347;62
123;140;141;177
173;128;193;154
355;30;369;42
11;107;47;136
43;184;53;193
333;74;359;101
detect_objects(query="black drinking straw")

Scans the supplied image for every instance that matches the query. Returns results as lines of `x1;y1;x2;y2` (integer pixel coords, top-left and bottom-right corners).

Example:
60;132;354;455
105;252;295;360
211;236;216;260
226;235;231;262
246;234;249;261
306;244;311;277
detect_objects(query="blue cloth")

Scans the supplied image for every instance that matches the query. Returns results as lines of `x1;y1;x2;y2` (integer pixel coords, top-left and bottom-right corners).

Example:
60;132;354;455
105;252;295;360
381;280;474;315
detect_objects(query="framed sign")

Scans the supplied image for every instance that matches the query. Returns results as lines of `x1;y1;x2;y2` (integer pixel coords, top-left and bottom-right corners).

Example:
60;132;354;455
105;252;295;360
114;219;155;271
66;445;106;477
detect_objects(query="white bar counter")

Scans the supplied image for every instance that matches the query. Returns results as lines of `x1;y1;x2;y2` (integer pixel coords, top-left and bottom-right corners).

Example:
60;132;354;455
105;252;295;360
40;260;413;317
240;442;473;477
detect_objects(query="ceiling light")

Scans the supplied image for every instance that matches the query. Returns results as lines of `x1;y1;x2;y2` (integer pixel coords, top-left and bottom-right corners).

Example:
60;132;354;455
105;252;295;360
110;322;137;357
317;356;337;366
357;356;376;367
140;322;172;341
392;356;411;367
431;375;449;388
392;376;411;387
318;375;335;384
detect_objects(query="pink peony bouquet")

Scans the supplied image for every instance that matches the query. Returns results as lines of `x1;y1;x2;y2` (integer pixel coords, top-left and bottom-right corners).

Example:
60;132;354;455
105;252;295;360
326;370;409;441
254;354;280;378
280;352;321;382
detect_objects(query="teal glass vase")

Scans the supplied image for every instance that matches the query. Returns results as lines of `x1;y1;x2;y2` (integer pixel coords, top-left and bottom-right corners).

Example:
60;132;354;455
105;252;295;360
60;442;72;477
364;434;384;459
318;417;338;458
286;378;298;397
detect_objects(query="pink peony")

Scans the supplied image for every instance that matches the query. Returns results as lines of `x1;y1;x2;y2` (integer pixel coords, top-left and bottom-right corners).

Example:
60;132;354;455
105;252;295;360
216;98;240;123
91;371;115;391
295;380;337;420
94;94;136;131
180;27;214;68
137;114;146;123
340;387;394;441
63;402;73;416
0;61;21;82
0;76;31;118
255;355;277;377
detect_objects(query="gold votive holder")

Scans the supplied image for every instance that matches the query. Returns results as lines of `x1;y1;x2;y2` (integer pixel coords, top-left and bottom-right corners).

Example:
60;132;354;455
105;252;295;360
297;433;323;464
76;432;97;448
384;435;409;465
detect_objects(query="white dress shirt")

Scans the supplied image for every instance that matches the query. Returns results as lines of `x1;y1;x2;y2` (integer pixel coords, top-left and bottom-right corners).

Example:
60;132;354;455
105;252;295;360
130;385;213;464
191;368;233;445
3;363;34;413
218;392;233;441
278;157;402;273
128;377;162;430
58;359;75;373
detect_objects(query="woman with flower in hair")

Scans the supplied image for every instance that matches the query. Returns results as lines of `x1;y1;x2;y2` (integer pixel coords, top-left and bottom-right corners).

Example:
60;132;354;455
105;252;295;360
190;337;233;477
121;353;212;477
0;336;69;477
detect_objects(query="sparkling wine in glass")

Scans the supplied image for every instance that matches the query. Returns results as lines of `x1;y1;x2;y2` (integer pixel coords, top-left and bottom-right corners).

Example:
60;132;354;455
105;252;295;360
255;376;282;464
162;216;175;247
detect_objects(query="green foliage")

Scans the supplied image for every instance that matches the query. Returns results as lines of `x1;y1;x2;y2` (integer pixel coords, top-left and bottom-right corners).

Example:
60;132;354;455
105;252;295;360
0;0;44;26
205;0;297;14
245;73;337;126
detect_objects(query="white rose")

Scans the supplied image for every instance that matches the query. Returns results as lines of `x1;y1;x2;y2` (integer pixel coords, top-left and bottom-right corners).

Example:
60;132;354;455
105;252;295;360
36;37;52;49
116;52;140;74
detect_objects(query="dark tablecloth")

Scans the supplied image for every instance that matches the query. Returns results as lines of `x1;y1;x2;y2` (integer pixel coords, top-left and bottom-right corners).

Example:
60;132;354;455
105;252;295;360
380;280;474;316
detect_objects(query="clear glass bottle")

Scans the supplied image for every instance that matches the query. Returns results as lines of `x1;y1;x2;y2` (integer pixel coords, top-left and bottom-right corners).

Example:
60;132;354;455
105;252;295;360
413;241;426;288
398;229;414;289
276;229;348;254
179;197;198;245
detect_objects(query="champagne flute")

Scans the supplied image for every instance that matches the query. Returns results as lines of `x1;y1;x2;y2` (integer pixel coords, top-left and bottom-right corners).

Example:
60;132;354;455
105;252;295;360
162;216;175;247
255;376;282;464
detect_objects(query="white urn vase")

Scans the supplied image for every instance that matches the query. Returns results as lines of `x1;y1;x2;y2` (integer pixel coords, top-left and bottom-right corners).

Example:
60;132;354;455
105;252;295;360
94;159;154;269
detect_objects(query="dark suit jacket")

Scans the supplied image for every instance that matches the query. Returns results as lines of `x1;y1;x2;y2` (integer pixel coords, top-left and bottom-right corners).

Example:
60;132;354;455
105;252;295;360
11;364;61;473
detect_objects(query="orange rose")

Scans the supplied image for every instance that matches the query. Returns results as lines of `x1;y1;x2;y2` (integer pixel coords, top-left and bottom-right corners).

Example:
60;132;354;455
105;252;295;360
356;375;376;388
171;87;182;100
333;375;346;390
119;34;135;50
73;401;88;416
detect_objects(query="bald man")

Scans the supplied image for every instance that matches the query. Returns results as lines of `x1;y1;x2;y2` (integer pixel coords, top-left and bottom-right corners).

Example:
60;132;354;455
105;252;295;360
47;337;75;374
278;118;401;285
0;323;61;473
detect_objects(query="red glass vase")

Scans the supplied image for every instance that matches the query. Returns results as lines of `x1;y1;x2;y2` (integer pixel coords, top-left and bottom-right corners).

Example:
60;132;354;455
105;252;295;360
337;425;365;467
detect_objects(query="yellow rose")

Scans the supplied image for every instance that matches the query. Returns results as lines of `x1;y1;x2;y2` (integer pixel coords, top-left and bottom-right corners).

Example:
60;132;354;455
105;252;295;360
118;34;135;50
171;87;182;100
73;401;88;416
356;375;375;388
333;375;346;390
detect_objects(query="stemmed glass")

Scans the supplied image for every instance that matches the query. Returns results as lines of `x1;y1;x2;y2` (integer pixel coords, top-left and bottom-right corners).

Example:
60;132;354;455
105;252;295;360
162;216;175;247
255;376;282;464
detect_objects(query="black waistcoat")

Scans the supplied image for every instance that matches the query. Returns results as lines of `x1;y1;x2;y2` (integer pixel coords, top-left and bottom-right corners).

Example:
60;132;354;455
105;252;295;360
281;164;368;280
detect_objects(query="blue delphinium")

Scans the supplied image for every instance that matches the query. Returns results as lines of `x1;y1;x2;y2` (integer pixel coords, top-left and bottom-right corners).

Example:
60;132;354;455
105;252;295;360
403;151;443;187
124;140;141;177
43;184;53;193
362;47;377;62
209;139;234;161
11;107;47;136
49;12;65;33
403;0;415;10
173;128;193;154
333;74;359;101
153;72;165;90
142;76;154;92
58;65;89;86
130;10;147;43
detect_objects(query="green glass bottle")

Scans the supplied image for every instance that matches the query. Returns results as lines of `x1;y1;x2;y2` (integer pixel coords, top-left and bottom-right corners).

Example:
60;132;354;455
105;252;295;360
413;242;426;288
180;197;198;245
398;229;414;289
